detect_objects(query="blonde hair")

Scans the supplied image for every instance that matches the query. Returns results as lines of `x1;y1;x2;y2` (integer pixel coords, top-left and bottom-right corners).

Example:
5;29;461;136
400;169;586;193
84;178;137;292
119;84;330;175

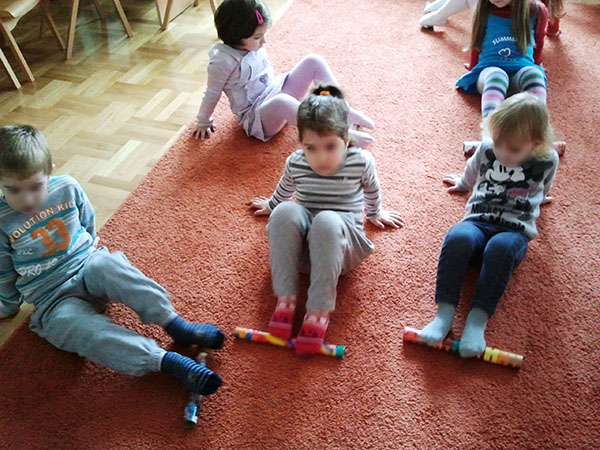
546;0;565;21
471;0;533;56
486;93;554;159
0;125;52;179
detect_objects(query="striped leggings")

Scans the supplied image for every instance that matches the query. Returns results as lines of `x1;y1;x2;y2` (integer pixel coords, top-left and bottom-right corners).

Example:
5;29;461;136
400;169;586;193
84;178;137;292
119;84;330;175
476;66;547;119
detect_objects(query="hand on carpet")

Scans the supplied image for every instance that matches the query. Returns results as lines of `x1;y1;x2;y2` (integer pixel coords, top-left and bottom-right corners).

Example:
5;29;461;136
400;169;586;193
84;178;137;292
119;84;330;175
368;210;405;229
194;124;216;140
249;196;271;216
443;174;467;193
541;195;553;205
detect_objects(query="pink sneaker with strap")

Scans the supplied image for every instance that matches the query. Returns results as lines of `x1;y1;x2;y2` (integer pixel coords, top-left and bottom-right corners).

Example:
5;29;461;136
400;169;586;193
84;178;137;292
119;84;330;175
267;297;296;340
295;312;330;355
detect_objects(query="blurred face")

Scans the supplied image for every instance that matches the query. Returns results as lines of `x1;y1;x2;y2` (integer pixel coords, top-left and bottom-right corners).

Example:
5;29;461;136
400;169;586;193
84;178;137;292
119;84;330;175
0;171;50;214
490;0;511;7
492;134;537;167
239;23;268;51
301;130;348;176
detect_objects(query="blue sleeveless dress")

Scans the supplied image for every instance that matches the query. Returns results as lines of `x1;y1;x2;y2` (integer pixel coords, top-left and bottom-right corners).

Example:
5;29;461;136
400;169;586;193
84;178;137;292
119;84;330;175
456;13;545;93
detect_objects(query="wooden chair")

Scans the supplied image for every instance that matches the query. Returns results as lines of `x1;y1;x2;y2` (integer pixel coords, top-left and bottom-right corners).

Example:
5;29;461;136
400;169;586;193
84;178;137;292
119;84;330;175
155;0;198;31
0;45;20;88
65;0;134;59
0;0;64;87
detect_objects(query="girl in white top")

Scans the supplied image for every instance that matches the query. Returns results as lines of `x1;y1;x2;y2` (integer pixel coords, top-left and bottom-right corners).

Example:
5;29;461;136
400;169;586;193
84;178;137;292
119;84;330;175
195;0;375;147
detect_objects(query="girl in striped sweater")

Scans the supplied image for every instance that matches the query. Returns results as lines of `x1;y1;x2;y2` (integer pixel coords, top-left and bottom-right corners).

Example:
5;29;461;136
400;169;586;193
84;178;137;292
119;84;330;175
249;86;404;355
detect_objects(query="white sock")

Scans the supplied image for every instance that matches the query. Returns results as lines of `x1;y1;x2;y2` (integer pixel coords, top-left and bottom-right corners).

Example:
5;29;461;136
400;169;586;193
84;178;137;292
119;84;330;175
459;307;489;358
420;303;456;345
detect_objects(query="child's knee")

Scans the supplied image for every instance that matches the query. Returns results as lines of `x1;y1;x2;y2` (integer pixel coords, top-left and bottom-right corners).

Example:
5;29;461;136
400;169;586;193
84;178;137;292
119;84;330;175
309;211;345;241
302;53;326;68
84;251;128;282
268;202;306;228
444;225;478;254
485;236;526;266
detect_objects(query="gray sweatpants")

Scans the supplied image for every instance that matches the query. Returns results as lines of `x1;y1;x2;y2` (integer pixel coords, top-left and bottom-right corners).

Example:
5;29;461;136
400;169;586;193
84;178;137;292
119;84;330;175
28;248;176;376
267;202;374;311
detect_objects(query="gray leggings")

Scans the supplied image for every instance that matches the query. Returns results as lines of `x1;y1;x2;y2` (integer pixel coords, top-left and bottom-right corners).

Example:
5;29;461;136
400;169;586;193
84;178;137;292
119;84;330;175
267;202;374;311
29;248;176;376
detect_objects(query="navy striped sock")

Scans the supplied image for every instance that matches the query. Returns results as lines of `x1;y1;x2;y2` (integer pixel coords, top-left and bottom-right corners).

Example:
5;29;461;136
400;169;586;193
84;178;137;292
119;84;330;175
160;352;222;395
164;316;225;348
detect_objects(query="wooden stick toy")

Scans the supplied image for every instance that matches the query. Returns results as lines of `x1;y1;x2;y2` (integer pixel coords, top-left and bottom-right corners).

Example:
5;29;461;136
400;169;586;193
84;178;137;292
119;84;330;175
233;327;345;359
402;326;523;369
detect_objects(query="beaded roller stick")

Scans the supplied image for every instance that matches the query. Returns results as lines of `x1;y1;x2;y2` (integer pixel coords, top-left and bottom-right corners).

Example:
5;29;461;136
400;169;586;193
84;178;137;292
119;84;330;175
234;327;345;359
403;326;523;369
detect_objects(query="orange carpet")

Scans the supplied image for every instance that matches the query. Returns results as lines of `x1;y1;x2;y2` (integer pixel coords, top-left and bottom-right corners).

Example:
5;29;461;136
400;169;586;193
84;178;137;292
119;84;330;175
1;1;599;448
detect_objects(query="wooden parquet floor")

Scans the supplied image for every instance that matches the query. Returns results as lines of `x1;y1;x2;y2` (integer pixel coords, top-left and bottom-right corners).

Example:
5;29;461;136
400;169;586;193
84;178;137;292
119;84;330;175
0;0;291;345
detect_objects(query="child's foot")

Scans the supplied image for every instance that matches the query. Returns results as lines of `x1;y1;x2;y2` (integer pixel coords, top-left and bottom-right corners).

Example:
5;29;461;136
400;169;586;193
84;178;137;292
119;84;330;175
160;351;222;395
164;316;225;349
420;302;456;345
553;141;566;157
349;129;374;148
295;311;331;355
419;11;447;27
463;141;479;158
0;302;20;319
458;307;489;358
349;108;375;130
267;295;296;340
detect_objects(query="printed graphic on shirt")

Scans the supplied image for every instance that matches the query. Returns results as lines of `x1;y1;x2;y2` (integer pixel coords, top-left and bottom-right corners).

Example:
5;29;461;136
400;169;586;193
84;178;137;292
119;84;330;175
8;201;76;244
471;148;554;231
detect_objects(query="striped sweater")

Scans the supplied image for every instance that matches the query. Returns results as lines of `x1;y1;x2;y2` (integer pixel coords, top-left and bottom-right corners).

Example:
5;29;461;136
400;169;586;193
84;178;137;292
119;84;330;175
0;176;96;314
267;147;382;221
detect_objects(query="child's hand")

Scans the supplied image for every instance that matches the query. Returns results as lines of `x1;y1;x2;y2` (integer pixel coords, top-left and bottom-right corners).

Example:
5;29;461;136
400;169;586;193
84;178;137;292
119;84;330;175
368;210;405;229
194;124;216;140
541;195;553;205
249;196;271;216
443;174;467;193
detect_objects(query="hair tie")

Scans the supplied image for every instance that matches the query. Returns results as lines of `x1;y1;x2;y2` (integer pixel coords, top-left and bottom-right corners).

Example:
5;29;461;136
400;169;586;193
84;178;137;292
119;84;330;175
255;10;264;24
319;90;331;96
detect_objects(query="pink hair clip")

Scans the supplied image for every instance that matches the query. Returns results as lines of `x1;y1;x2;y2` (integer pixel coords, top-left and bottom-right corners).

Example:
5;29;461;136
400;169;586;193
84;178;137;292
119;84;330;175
255;10;264;25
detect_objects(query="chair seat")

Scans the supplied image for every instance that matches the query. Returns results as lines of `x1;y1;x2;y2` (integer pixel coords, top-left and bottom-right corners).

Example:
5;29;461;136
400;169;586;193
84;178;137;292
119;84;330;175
0;0;40;19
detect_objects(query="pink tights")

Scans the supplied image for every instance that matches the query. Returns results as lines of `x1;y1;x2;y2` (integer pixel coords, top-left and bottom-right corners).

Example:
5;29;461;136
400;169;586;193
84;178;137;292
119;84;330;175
257;54;374;146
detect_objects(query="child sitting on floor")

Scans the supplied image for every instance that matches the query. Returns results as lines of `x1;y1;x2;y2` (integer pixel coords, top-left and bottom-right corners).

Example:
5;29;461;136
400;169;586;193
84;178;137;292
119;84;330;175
249;86;404;354
195;0;375;147
420;93;558;357
0;125;223;396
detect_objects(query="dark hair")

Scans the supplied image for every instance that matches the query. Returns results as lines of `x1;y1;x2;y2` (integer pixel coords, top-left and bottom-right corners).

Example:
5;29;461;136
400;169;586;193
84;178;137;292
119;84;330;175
0;125;52;179
214;0;271;47
297;85;350;142
471;0;532;56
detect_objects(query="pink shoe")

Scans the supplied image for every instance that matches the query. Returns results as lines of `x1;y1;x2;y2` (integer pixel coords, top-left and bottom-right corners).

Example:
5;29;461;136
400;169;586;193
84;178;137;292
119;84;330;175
268;300;296;340
295;314;330;355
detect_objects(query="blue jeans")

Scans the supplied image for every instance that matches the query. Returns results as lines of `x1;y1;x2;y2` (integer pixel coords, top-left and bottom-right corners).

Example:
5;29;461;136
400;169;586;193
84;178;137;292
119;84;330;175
435;220;529;317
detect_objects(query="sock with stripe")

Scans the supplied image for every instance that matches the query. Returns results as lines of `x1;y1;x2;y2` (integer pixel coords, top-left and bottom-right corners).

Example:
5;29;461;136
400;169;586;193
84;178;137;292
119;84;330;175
164;315;225;349
160;351;222;395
